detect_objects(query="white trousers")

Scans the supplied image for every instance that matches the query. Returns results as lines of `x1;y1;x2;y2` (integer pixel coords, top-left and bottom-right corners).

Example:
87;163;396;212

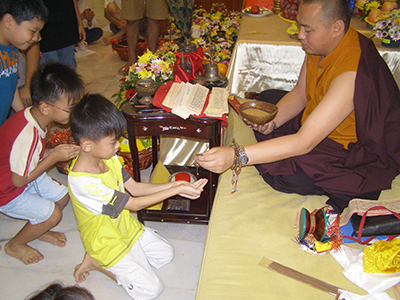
107;227;174;300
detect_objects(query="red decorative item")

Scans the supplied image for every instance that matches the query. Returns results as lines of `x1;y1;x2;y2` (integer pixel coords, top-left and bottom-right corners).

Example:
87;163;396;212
46;129;75;174
118;149;153;175
173;48;204;83
175;172;191;182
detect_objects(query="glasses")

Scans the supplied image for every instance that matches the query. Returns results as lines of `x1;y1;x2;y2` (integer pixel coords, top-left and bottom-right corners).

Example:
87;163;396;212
299;207;328;241
45;102;72;113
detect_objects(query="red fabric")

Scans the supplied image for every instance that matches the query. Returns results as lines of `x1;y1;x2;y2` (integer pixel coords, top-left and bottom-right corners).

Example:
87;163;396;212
153;81;228;126
243;0;274;9
173;48;204;83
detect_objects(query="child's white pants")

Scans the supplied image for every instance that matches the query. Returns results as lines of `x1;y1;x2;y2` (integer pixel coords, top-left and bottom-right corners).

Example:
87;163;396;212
107;227;174;300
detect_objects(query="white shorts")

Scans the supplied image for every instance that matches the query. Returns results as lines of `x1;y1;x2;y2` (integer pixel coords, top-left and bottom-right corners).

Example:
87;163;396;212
107;227;174;300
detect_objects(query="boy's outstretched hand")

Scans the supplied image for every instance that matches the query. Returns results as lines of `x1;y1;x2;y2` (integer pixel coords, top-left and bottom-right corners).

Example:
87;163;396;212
172;178;208;200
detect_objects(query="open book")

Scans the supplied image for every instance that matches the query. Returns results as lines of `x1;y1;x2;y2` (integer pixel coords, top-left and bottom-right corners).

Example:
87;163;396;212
162;82;229;119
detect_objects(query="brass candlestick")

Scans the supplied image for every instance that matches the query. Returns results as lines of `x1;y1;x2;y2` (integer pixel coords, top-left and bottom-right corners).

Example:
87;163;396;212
204;44;221;82
273;0;281;14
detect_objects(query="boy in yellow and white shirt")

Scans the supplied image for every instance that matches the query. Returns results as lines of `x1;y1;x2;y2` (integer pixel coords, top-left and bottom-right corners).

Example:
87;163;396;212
68;93;208;300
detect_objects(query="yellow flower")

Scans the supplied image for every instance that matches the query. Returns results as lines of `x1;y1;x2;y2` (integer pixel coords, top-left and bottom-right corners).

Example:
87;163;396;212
365;1;381;11
158;61;170;72
138;49;155;64
138;69;151;79
211;12;222;20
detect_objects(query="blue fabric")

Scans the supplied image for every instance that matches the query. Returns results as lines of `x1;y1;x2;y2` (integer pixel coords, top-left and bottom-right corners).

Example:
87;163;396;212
348;0;355;13
0;172;67;225
0;44;18;126
39;45;77;69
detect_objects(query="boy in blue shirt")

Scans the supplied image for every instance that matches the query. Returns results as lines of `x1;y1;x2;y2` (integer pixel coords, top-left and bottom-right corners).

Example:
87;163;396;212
69;94;208;299
0;0;48;126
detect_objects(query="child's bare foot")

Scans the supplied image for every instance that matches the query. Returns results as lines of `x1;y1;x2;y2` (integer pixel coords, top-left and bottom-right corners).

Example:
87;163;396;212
38;231;66;247
74;253;96;283
118;60;136;76
4;242;44;264
74;263;91;283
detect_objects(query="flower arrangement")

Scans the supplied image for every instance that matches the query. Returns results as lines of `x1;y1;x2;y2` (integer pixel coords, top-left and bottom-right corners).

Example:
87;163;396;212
373;9;400;45
191;5;241;65
113;49;175;109
145;4;241;71
155;41;179;65
114;4;241;108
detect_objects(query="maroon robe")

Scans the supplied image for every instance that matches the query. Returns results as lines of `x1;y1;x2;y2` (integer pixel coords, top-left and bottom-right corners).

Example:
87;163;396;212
255;33;400;196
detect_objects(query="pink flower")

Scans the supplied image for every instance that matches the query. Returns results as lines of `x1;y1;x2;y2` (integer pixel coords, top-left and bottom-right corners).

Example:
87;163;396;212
150;64;162;74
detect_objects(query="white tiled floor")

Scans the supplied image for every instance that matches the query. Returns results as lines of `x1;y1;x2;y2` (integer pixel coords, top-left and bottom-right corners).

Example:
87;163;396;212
0;2;207;299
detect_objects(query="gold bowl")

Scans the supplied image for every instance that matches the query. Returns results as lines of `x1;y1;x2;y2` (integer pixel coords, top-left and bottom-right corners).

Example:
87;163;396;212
238;100;278;125
135;78;157;105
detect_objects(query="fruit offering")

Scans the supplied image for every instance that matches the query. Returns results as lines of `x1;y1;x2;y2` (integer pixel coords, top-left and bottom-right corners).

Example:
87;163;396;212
280;0;300;20
367;8;383;23
217;63;228;75
243;6;270;15
251;5;260;14
381;0;398;13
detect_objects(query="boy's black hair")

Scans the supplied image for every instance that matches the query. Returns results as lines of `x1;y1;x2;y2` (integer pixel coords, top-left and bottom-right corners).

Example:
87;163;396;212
30;62;84;107
0;0;48;24
27;283;95;300
70;94;126;144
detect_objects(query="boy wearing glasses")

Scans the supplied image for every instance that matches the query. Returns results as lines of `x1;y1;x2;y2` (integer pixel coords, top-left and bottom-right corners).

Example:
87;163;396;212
0;62;84;264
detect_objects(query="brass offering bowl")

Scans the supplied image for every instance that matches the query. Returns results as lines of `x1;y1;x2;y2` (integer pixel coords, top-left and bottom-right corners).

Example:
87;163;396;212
135;78;157;105
238;100;278;125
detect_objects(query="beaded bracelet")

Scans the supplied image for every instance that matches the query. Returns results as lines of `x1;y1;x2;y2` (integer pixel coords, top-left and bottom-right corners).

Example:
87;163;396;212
230;138;242;194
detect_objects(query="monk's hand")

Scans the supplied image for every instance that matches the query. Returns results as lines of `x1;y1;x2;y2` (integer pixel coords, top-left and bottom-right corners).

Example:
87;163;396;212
194;147;234;174
243;118;275;135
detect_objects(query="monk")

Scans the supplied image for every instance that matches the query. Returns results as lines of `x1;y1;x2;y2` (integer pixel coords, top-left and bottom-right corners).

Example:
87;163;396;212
195;0;400;212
